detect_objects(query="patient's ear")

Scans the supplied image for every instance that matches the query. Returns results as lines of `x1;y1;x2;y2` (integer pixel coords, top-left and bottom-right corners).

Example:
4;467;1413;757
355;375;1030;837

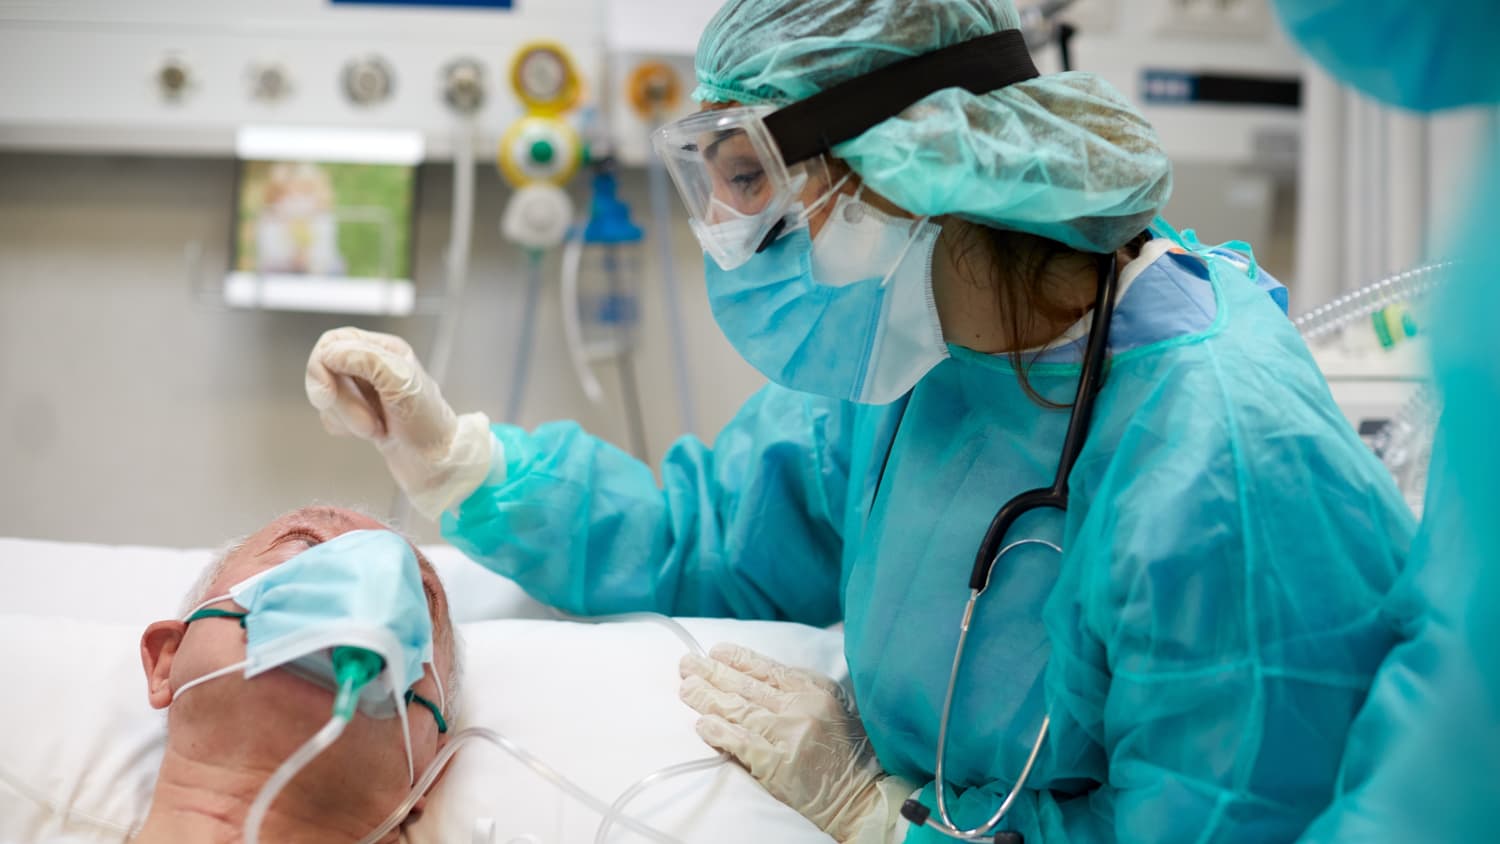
141;621;186;710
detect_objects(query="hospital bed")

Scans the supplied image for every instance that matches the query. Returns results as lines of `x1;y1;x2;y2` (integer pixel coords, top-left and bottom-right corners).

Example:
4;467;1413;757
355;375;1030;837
0;536;845;844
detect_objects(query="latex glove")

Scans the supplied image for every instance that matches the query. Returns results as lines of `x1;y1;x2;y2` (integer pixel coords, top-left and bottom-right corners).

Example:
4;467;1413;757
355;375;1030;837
305;327;493;520
680;644;914;844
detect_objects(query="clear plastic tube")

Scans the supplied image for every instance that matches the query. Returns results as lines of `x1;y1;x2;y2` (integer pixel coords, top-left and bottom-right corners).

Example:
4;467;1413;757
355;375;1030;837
593;755;727;844
427;117;478;385
355;726;682;844
1295;261;1453;343
391;117;476;526
646;138;698;436
505;250;546;424
549;609;735;843
356;613;722;844
555;609;707;658
1371;384;1442;513
245;713;350;844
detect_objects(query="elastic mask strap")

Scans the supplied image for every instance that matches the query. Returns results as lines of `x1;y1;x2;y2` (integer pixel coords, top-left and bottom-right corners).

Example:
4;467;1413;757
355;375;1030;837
877;216;935;287
759;170;855;253
793;170;854;226
406;690;449;734
185;608;247;627
183;592;234;621
173;658;250;701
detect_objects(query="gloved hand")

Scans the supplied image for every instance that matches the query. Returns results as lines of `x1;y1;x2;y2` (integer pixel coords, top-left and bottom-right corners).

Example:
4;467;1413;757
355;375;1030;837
305;327;494;520
679;644;914;844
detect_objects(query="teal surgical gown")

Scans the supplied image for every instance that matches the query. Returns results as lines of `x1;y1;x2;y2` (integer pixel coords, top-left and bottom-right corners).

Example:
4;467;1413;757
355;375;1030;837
1295;161;1500;844
444;238;1415;843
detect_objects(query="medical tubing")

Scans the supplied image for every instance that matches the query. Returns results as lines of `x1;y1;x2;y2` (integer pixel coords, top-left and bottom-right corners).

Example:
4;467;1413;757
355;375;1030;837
553;610;733;843
505;250;546;424
932;591;979;831
393;118;476;525
593;755;727;844
355;726;683;844
646;139;698;434
929;589;1050;839
1294;261;1452;342
427;118;478;384
244;710;351;844
1375;385;1440;467
554;610;707;657
616;338;652;462
332;646;386;721
359;613;706;844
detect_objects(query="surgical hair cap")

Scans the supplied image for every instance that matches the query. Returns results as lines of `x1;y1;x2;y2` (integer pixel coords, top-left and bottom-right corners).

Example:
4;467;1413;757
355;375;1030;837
694;0;1174;253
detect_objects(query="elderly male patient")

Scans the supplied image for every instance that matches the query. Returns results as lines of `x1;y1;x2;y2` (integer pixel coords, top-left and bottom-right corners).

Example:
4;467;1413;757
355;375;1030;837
131;505;459;844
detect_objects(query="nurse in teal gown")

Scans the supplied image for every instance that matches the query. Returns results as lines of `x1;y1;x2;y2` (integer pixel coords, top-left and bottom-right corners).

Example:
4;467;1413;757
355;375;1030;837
305;0;1419;840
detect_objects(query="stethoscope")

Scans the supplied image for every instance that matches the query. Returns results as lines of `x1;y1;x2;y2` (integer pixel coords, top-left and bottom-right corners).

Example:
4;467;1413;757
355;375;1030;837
896;253;1119;844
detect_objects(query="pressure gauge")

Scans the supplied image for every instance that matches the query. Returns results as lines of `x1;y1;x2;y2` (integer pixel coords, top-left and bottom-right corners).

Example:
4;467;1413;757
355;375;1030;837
626;61;683;120
511;42;580;114
498;115;581;187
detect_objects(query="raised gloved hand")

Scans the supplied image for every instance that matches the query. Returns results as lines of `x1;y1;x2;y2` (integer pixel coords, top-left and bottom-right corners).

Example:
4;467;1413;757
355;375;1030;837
679;644;914;844
305;327;493;520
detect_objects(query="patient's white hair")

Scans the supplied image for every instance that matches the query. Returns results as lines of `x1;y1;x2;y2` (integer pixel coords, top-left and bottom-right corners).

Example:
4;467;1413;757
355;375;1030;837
178;506;465;722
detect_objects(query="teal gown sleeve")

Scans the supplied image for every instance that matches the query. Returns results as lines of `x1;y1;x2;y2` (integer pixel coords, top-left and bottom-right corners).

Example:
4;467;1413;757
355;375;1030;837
439;384;854;621
906;341;1414;843
1292;158;1500;844
1293;442;1500;843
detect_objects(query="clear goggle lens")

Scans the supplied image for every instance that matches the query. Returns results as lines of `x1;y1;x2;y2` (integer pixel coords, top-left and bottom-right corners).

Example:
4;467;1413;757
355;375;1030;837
653;106;825;270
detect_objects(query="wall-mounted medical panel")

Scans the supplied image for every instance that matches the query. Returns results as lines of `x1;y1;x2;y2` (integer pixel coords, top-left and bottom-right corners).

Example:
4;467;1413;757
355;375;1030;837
0;0;603;159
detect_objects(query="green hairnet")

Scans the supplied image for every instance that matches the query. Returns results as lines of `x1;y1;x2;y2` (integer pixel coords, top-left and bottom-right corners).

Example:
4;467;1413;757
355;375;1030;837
694;0;1173;253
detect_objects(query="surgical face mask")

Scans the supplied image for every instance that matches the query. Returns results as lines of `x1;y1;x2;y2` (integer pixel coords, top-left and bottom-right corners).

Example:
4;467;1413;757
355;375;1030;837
178;529;447;782
705;187;947;404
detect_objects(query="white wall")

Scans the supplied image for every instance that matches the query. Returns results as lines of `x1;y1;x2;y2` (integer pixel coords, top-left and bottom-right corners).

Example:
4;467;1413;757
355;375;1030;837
0;152;766;546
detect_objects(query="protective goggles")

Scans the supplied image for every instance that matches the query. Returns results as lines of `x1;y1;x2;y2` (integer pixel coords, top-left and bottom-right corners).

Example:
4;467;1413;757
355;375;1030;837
651;29;1040;271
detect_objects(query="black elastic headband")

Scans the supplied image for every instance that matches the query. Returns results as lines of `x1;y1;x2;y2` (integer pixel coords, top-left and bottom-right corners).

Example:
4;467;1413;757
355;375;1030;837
763;29;1040;166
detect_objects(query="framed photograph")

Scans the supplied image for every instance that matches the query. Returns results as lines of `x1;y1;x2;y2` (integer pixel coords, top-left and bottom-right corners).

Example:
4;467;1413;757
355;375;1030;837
225;126;423;315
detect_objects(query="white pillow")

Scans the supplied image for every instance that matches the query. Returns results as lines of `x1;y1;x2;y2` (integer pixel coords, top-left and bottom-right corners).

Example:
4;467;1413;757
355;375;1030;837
0;612;843;844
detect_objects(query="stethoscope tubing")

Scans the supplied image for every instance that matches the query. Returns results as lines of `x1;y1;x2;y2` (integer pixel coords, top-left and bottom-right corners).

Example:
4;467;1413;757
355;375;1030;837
910;254;1120;843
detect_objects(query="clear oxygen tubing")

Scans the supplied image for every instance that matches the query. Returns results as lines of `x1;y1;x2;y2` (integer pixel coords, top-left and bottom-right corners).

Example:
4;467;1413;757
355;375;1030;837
355;612;726;844
645;121;699;436
355;726;684;844
1373;383;1441;469
560;225;651;460
546;610;735;844
560;227;609;405
505;249;546;424
244;713;350;844
392;117;477;526
607;242;653;463
593;756;728;844
1294;261;1454;343
1371;383;1442;511
428;116;478;385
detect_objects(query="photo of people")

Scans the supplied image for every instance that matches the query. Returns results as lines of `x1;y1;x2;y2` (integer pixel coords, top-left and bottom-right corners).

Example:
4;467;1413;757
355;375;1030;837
234;159;414;281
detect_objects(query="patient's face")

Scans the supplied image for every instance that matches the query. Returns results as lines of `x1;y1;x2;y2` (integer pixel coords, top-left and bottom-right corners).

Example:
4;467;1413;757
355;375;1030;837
140;506;455;830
